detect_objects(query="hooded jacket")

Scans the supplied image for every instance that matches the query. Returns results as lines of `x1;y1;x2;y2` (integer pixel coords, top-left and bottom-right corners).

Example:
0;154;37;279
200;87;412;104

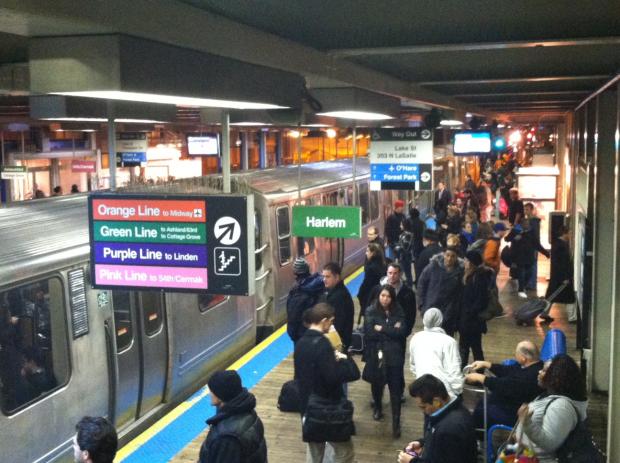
517;394;588;463
286;273;325;342
417;254;464;334
409;327;464;398
199;389;267;463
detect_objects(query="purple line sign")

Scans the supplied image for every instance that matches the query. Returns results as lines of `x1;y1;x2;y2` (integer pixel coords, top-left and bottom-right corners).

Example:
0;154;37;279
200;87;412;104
94;242;207;267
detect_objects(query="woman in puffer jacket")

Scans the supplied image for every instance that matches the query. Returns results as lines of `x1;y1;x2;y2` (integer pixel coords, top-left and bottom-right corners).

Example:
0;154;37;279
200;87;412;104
516;354;588;463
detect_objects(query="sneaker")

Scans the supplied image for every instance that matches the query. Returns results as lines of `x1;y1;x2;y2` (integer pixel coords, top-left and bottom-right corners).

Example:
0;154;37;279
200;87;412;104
518;291;527;299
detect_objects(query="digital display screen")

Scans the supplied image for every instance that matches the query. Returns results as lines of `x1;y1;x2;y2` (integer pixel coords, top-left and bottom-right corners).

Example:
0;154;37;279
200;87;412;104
187;135;219;156
453;131;492;154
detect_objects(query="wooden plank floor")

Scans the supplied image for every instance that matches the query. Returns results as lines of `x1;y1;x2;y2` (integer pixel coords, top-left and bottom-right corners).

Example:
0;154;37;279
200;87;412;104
172;257;608;462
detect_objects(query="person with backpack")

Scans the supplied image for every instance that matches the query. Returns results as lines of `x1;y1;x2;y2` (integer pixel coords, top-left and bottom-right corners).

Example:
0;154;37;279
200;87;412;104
286;258;325;344
458;251;493;369
397;220;415;286
515;354;602;463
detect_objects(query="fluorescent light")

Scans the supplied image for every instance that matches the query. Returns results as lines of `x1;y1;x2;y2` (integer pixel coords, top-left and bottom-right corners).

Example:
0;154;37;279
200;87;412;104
325;129;337;138
52;91;287;110
440;119;463;127
41;117;165;123
302;123;331;128
288;130;301;138
317;111;393;121
229;122;273;126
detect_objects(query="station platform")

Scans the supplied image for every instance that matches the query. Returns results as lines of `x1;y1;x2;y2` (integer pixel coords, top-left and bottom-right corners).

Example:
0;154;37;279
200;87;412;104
116;256;606;463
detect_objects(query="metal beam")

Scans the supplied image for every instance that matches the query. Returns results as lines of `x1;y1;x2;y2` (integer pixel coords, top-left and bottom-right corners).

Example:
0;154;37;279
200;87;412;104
454;90;592;98
329;37;620;57
0;0;491;116
477;100;581;106
419;75;611;86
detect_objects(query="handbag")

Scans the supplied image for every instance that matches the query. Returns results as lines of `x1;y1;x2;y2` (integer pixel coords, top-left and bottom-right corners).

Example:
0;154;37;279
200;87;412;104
478;280;504;321
302;393;355;443
362;345;385;384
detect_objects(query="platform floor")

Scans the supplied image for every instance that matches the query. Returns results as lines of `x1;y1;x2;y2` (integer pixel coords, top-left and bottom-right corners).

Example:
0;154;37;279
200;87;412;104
128;256;608;463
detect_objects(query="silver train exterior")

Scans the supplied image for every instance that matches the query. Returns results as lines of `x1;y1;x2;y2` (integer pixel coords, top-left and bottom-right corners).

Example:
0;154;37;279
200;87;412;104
0;158;431;462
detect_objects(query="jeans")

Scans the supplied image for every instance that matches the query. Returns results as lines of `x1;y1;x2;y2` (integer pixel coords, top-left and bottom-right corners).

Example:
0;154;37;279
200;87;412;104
306;440;355;463
526;261;538;290
400;252;414;286
516;265;533;292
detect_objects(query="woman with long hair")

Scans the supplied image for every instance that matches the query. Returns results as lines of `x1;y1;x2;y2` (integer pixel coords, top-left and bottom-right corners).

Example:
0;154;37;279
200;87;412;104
363;284;406;437
356;243;386;323
516;354;589;463
458;251;494;369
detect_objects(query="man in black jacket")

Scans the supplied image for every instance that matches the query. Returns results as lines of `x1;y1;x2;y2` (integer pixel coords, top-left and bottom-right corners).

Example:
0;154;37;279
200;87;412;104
433;181;452;224
286;257;325;343
385;200;406;260
398;374;477;463
414;229;442;286
294;303;359;463
465;340;543;428
320;262;354;352
199;370;267;463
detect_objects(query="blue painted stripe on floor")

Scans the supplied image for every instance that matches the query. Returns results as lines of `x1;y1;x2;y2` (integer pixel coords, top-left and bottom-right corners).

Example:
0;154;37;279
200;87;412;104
345;269;364;299
122;270;363;463
123;333;293;463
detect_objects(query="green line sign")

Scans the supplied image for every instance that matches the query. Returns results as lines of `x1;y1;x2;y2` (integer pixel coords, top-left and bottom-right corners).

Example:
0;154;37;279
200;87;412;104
93;221;207;244
292;206;362;239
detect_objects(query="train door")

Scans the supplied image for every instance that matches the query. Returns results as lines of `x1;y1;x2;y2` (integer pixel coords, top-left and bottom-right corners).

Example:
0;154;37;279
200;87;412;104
324;190;344;266
110;290;168;429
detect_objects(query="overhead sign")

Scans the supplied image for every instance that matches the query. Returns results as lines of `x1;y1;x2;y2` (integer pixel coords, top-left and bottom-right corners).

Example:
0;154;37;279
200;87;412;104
116;132;148;167
368;128;433;191
88;193;254;295
71;160;96;173
292;206;362;239
1;166;27;180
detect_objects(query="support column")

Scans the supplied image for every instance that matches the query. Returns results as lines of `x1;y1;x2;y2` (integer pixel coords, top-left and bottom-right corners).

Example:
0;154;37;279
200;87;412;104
221;111;231;193
259;130;267;169
591;90;616;392
107;117;117;191
241;132;249;171
275;131;283;166
607;82;620;462
50;158;61;191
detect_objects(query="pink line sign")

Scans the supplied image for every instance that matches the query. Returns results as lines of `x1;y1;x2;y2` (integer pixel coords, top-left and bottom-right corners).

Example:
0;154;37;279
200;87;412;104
95;264;208;290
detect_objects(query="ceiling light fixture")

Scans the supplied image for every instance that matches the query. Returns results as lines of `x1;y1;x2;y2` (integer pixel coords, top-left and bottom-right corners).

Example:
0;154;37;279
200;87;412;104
316;110;393;121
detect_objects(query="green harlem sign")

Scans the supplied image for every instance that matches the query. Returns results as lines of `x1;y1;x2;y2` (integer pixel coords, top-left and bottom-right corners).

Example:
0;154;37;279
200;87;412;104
292;206;362;239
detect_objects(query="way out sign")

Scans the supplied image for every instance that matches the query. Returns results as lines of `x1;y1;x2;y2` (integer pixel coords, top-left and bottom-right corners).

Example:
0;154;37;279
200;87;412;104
293;206;361;239
88;193;254;296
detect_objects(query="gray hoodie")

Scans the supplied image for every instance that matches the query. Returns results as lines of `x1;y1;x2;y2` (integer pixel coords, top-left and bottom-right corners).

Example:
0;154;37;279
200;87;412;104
516;394;588;463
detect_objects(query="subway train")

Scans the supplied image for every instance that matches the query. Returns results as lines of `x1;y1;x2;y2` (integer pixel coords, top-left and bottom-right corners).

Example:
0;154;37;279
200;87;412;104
0;158;432;462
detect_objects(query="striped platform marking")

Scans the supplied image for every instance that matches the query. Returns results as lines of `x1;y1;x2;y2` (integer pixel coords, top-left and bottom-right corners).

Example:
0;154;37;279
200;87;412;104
116;266;365;463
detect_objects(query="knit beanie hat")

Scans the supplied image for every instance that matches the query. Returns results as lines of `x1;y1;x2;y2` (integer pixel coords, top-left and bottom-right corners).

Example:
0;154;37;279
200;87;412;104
394;199;405;208
423;308;444;330
208;370;243;402
465;250;483;267
293;257;310;275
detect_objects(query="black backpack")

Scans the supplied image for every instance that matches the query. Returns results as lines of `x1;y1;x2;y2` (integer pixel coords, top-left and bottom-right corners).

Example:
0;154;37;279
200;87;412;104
545;398;605;463
277;379;301;412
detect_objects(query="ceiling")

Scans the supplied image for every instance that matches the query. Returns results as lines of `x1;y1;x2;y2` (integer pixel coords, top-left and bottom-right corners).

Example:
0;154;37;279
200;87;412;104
0;0;618;124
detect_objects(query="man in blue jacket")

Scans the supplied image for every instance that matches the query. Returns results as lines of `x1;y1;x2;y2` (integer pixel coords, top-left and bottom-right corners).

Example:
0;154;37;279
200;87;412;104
286;257;325;343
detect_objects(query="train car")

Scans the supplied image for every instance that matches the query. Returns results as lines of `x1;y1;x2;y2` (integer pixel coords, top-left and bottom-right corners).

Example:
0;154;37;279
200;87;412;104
0;159;432;462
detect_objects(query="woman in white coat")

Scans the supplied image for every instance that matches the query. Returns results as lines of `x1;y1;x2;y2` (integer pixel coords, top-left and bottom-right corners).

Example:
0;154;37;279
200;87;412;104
409;308;464;398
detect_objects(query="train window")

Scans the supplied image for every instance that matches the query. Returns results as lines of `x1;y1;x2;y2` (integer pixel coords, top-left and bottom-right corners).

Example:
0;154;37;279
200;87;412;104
0;277;69;414
324;191;338;206
370;190;380;221
255;210;263;270
198;294;227;313
358;183;370;224
276;206;291;264
141;292;163;336
111;291;133;352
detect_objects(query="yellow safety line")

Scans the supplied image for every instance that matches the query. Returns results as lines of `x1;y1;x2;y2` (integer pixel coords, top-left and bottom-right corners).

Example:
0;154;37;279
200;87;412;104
117;266;363;461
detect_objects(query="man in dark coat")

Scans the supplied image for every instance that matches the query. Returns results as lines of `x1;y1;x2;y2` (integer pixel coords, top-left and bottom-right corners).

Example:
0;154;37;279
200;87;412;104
414;229;442;286
320;262;354;351
544;225;576;322
294;303;360;462
417;247;464;335
433;181;452;224
504;222;549;299
199;370;267;463
286;257;325;343
398;374;477;463
465;340;544;428
385;200;406;260
507;187;524;225
366;226;385;249
407;208;426;260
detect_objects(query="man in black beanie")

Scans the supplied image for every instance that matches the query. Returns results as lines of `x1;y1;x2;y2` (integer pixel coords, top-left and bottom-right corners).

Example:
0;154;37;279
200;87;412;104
414;229;442;287
199;370;267;463
286;257;325;343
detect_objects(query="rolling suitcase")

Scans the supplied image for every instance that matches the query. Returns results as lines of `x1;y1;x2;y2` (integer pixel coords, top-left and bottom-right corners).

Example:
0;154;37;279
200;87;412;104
514;282;568;326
